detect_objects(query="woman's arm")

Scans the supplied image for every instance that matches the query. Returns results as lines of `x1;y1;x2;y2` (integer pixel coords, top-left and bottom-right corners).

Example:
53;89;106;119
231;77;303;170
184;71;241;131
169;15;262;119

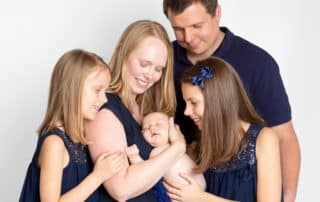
164;154;206;190
256;127;282;202
85;109;186;201
164;174;235;202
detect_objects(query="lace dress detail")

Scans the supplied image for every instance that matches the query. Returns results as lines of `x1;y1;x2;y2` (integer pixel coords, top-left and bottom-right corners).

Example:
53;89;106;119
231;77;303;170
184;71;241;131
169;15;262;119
204;124;265;202
53;128;88;164
208;126;260;172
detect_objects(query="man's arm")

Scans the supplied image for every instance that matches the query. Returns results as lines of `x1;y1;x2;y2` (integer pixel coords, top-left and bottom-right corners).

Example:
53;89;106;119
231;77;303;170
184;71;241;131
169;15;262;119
271;121;301;202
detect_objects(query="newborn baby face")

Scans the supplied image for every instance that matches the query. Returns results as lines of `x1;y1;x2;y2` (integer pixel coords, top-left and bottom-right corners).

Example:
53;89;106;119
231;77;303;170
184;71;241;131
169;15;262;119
142;112;169;147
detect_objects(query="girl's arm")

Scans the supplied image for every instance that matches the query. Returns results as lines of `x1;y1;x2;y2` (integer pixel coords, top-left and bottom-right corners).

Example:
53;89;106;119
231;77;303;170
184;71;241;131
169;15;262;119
39;135;126;202
256;127;282;202
85;109;186;201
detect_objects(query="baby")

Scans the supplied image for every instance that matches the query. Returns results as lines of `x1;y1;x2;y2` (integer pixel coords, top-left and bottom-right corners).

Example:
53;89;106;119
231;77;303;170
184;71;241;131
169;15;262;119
127;112;206;189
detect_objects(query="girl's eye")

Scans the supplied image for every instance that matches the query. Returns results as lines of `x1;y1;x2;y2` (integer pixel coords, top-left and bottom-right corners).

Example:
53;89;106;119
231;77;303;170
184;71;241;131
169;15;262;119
155;68;163;73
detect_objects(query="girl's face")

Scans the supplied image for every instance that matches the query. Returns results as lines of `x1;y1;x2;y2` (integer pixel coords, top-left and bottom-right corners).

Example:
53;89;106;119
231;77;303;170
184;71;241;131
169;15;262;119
126;36;168;96
82;67;111;121
181;82;205;130
142;112;169;147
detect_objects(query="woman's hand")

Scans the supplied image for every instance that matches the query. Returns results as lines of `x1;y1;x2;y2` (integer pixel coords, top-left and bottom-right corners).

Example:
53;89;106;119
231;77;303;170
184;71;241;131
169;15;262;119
168;117;186;154
164;173;204;202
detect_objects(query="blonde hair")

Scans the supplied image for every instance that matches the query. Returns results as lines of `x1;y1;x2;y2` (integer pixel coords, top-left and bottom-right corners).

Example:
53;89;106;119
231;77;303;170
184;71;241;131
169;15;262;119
38;49;109;144
109;20;176;116
181;56;265;173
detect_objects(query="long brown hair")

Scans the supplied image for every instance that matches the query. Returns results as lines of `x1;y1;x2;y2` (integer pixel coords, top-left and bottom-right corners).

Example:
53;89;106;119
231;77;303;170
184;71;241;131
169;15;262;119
181;56;265;173
109;20;176;116
38;49;109;144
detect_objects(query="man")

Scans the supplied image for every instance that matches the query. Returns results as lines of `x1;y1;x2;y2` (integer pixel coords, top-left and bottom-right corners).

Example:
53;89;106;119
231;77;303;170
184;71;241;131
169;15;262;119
163;0;300;201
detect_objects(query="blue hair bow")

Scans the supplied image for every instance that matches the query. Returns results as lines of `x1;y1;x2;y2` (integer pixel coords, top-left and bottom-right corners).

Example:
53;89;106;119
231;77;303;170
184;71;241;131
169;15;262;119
191;66;214;89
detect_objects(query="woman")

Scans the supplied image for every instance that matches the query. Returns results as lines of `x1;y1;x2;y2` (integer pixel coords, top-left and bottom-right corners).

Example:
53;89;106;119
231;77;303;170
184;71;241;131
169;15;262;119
85;20;186;202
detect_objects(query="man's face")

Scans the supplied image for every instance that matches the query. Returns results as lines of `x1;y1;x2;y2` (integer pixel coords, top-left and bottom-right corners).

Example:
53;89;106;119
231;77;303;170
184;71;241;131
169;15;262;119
167;2;221;58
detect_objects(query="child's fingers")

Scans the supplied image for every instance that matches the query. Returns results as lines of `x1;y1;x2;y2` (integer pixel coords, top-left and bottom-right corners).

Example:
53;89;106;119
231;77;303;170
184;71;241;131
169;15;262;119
111;153;127;173
179;173;194;184
97;152;124;167
95;152;109;162
164;178;183;190
109;152;127;165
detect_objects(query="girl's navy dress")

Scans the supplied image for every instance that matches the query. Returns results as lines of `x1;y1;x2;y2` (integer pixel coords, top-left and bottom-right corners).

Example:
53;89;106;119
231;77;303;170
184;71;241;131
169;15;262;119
19;128;102;202
98;93;169;202
204;124;283;202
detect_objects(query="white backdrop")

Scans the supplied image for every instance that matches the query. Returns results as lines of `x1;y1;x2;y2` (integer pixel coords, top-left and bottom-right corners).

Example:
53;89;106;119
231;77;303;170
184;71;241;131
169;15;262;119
0;0;318;201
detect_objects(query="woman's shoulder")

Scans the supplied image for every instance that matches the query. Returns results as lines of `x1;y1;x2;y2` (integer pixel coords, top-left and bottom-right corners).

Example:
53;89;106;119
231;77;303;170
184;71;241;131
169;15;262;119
101;93;118;108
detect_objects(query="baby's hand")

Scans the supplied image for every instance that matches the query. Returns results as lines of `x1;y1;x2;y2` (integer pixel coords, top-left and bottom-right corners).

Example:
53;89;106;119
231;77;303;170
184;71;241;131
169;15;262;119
126;144;143;164
126;144;140;156
93;152;126;182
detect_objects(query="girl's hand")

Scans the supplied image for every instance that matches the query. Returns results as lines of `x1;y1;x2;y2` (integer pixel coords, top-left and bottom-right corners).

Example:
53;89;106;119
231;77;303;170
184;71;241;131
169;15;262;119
168;117;186;153
164;173;204;202
93;152;126;182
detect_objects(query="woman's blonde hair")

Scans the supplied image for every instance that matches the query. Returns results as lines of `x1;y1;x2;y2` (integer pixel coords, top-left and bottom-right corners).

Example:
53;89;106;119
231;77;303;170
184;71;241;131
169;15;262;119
38;49;109;144
109;20;176;116
181;56;265;173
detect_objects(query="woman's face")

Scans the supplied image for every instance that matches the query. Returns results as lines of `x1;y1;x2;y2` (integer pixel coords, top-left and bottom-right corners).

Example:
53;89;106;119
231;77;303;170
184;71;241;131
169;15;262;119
181;82;205;130
126;36;168;96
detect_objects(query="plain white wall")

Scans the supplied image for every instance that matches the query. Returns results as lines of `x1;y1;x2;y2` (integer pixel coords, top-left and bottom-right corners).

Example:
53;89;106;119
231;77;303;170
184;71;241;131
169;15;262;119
0;0;318;201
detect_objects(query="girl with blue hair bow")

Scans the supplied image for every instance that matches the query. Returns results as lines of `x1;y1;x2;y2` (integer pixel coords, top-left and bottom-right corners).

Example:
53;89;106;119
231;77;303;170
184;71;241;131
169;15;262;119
164;56;282;202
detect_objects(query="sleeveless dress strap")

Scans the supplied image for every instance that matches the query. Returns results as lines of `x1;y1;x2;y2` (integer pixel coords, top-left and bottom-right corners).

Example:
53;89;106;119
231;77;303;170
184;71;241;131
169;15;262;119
33;128;87;164
102;93;152;159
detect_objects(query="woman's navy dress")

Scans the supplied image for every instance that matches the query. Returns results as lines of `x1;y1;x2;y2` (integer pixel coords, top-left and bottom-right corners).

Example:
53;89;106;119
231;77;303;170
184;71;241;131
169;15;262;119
19;128;102;202
98;93;169;201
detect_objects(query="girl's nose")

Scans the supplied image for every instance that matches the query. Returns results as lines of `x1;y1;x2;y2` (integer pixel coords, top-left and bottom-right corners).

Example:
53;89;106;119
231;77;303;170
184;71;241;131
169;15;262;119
184;104;191;116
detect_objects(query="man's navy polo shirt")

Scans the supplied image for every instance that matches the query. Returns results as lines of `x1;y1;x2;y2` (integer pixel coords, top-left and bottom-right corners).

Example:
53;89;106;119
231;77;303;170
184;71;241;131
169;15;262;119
173;27;291;143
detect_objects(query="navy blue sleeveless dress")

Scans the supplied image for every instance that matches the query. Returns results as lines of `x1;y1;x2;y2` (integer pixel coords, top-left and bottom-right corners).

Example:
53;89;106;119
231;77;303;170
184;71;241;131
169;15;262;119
98;93;169;202
19;128;102;202
204;124;283;202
